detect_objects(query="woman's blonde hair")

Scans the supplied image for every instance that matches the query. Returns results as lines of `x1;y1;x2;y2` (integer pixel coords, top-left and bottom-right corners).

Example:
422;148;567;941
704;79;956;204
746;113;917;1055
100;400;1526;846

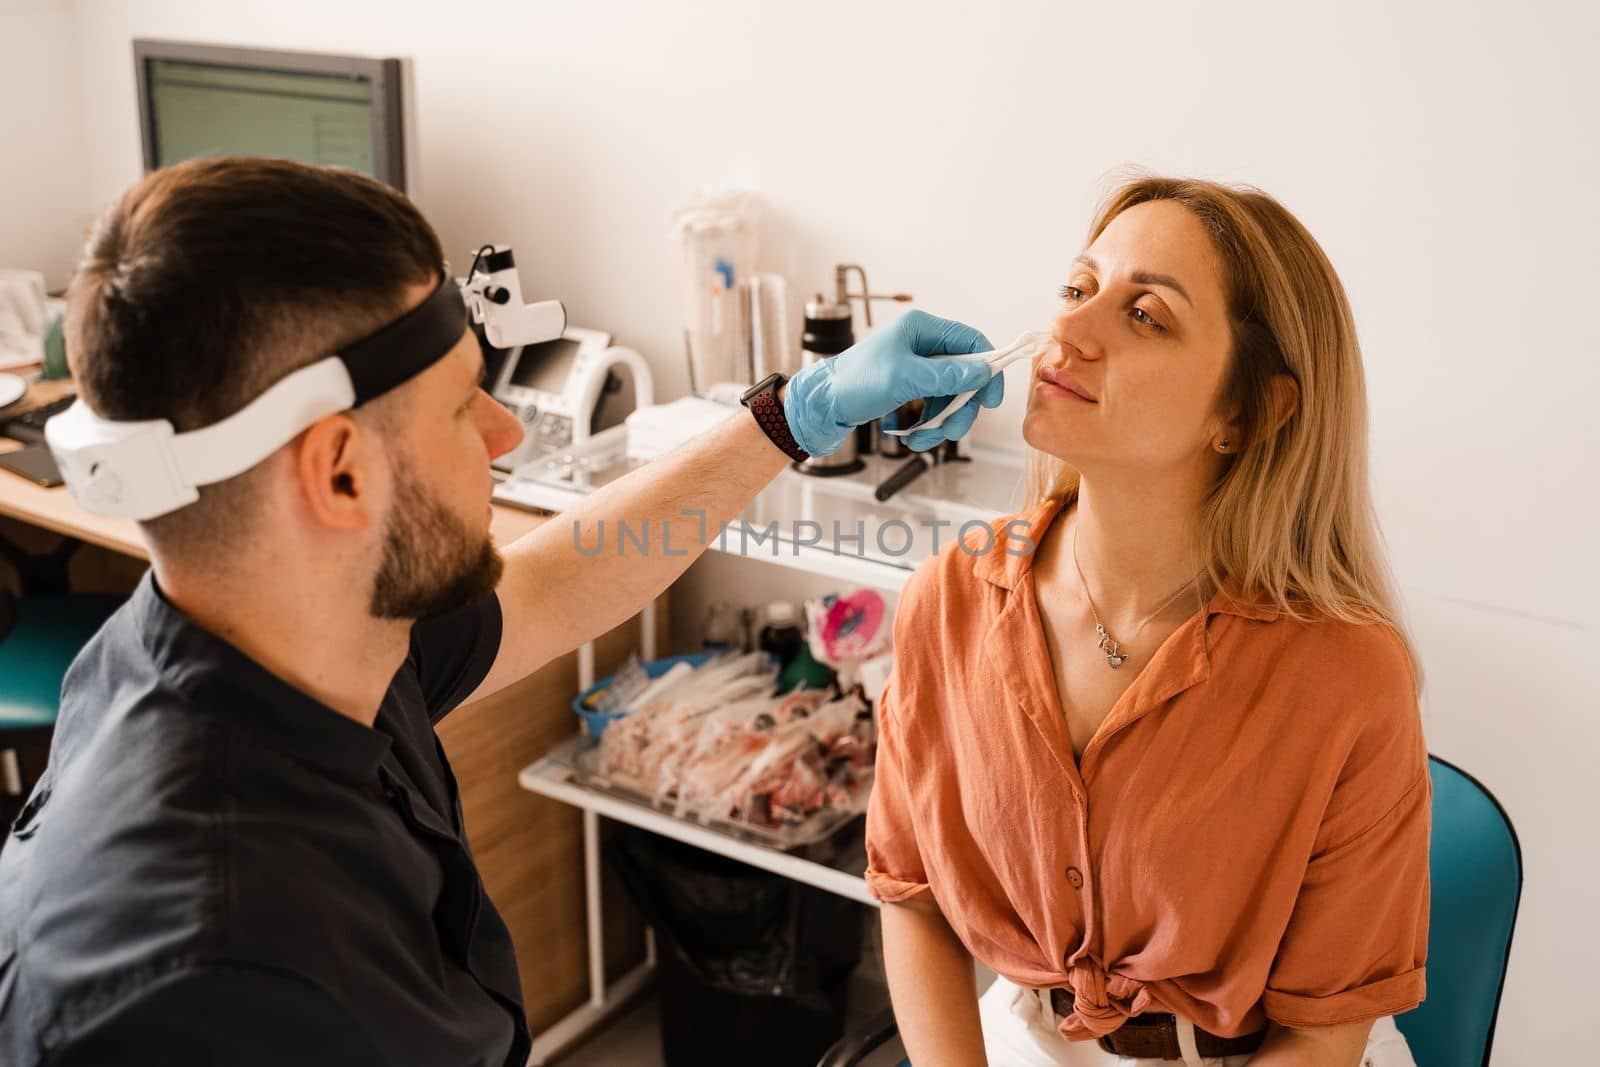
1026;172;1419;689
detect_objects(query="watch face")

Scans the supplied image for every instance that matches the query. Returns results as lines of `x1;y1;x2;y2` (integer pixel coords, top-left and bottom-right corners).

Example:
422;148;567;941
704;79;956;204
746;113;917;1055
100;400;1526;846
742;373;782;404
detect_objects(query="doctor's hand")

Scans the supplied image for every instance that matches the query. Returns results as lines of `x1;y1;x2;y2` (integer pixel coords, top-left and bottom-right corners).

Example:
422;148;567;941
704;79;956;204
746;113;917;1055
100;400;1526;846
782;309;1006;456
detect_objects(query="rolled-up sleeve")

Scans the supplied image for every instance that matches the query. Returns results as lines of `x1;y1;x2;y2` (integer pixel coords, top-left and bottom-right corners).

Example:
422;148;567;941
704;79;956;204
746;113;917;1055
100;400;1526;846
1263;638;1431;1028
865;674;934;904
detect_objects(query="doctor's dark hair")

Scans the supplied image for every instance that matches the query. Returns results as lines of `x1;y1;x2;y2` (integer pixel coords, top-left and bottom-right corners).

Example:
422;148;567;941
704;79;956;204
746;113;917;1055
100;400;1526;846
65;155;445;554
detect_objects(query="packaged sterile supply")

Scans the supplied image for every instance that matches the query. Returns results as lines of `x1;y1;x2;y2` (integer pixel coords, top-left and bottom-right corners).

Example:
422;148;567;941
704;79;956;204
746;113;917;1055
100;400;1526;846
623;395;739;461
581;651;873;845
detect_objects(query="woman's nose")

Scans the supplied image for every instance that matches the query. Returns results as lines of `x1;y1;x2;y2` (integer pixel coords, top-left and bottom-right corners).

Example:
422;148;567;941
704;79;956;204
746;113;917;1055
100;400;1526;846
1051;304;1103;362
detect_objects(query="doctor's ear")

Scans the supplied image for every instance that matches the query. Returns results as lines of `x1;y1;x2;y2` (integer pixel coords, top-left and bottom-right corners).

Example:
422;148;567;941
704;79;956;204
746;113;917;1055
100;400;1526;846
296;414;381;532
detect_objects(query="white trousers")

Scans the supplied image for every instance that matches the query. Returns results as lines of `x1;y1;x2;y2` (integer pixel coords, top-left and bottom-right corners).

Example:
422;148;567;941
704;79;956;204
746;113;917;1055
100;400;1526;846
977;975;1418;1067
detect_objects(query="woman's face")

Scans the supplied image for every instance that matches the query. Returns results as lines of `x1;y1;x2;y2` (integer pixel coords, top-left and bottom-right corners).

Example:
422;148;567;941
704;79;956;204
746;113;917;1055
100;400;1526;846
1024;199;1237;479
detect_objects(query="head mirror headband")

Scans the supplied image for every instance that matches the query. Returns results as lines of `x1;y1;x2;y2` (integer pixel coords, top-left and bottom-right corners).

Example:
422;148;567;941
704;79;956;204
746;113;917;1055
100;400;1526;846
45;273;470;521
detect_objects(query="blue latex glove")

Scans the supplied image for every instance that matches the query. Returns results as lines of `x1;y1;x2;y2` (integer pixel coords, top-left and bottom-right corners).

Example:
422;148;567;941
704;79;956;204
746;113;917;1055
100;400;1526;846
782;310;1006;456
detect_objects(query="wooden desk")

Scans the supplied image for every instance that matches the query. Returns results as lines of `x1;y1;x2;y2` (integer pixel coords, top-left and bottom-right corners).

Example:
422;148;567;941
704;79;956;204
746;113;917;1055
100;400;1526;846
0;385;645;1043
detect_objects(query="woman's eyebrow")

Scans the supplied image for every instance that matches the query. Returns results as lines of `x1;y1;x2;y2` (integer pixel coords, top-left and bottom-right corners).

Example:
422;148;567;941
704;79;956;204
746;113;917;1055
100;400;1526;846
1073;254;1193;307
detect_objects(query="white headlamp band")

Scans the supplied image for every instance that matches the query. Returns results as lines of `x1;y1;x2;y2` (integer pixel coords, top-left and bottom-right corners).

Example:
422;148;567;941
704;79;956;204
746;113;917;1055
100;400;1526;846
45;274;468;520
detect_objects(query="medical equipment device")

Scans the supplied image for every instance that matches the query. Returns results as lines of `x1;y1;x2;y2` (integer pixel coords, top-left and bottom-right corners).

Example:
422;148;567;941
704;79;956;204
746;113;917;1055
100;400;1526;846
45;246;564;520
488;326;655;473
881;331;1054;437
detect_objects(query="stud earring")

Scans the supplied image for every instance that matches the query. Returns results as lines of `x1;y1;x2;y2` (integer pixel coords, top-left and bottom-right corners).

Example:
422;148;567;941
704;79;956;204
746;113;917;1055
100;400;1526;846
1217;439;1231;451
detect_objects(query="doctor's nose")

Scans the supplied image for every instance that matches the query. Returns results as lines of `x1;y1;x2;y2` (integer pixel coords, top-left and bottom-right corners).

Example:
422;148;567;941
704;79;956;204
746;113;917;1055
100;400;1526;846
478;392;525;460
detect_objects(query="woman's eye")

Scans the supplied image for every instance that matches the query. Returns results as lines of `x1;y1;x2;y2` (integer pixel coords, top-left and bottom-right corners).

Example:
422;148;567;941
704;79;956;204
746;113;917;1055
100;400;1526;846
1058;284;1085;301
1132;307;1165;331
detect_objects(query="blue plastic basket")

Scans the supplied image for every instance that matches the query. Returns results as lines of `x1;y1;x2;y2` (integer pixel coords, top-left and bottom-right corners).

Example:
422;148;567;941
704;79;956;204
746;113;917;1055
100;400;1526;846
572;652;712;740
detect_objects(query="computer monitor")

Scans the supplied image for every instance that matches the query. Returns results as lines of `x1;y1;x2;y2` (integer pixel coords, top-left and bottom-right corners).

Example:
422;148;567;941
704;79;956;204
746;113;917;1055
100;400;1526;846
133;39;410;191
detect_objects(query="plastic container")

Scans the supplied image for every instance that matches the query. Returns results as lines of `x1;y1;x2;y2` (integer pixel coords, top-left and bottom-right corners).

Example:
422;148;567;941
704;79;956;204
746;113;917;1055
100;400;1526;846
572;652;712;740
758;601;804;671
674;189;759;393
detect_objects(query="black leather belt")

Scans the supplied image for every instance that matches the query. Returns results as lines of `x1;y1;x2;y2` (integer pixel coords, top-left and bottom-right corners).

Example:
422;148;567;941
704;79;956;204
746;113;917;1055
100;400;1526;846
1047;988;1268;1060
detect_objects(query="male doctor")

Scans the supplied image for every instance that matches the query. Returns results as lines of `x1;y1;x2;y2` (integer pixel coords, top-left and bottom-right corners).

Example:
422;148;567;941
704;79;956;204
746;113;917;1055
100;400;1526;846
0;156;1002;1066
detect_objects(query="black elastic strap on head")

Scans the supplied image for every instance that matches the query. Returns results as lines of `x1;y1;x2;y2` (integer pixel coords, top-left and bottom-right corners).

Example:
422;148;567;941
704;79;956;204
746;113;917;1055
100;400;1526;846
339;273;467;405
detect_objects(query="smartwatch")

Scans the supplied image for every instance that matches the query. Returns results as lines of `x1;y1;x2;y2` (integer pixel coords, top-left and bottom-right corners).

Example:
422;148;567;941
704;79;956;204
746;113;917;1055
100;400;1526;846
739;372;810;463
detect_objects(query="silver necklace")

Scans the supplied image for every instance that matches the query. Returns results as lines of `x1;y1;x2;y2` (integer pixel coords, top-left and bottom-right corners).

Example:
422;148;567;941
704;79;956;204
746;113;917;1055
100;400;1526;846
1070;526;1204;670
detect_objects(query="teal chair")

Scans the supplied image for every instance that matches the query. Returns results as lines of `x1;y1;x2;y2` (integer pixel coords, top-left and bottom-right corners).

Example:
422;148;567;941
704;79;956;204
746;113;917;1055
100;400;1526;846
821;754;1522;1067
1394;755;1522;1067
0;534;124;831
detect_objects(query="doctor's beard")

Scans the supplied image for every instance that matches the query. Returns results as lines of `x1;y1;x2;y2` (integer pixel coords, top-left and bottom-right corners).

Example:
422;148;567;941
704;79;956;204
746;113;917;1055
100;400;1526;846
369;466;503;621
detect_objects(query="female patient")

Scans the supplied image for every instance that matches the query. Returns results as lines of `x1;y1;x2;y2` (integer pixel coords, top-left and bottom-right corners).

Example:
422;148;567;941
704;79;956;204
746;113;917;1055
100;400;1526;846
867;176;1429;1067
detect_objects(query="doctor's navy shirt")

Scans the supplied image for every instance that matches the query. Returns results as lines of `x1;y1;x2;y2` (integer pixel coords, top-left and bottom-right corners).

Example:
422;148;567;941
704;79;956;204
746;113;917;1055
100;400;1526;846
0;571;527;1066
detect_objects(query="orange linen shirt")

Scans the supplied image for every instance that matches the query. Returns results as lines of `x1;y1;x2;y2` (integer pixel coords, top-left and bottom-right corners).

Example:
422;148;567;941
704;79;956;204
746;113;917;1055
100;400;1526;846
866;495;1430;1041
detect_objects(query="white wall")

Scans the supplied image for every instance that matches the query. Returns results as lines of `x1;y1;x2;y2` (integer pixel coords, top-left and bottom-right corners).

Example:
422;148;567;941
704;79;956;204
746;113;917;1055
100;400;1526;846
0;0;89;289
31;0;1600;1061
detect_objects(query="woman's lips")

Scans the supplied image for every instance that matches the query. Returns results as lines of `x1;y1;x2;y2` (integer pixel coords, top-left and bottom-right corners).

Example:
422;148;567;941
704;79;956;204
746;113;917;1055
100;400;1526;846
1036;365;1098;403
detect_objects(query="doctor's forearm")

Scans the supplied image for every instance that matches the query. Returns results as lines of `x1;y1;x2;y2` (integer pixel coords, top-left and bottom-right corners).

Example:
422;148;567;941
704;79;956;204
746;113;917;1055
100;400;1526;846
501;402;790;656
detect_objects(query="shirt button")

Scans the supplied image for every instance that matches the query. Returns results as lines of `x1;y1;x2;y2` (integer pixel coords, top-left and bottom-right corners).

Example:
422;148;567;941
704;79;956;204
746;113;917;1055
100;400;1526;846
1065;866;1084;889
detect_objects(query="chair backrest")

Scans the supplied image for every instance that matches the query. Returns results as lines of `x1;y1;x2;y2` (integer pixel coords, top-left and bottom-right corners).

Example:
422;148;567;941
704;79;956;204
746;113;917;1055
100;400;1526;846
1395;756;1522;1067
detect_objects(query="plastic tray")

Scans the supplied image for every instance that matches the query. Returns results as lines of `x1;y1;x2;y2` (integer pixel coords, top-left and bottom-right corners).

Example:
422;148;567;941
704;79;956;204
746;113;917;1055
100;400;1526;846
563;741;868;850
572;652;712;739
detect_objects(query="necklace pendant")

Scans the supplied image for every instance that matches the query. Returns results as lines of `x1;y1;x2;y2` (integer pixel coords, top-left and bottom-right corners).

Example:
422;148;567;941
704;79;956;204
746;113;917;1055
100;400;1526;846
1106;651;1126;669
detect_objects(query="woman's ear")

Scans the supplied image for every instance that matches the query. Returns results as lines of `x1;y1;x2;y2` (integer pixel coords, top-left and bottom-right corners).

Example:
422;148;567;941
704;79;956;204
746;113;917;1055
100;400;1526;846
1265;373;1300;436
1211;374;1299;454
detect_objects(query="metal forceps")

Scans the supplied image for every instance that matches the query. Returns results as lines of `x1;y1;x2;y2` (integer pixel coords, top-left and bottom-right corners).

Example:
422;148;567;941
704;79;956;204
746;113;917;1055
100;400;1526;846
881;330;1056;437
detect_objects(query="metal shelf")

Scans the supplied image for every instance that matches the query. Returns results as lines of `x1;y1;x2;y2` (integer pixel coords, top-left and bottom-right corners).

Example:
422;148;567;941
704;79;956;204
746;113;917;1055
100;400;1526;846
502;425;1021;1060
519;735;876;908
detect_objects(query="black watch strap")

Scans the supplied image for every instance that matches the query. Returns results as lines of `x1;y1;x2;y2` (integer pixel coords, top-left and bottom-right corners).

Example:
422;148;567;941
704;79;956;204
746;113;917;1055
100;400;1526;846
740;373;809;463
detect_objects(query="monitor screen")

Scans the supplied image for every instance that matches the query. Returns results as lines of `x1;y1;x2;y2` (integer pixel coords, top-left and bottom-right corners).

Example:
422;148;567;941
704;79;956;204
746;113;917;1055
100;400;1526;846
510;337;582;396
146;58;378;177
134;40;406;190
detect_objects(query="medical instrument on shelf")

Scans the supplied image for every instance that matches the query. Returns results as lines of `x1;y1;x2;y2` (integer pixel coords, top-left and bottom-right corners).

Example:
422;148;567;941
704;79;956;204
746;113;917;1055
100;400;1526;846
795;294;862;476
675;190;759;393
873;452;930;501
833;263;913;459
745;273;796;382
873;438;967;502
881;330;1054;438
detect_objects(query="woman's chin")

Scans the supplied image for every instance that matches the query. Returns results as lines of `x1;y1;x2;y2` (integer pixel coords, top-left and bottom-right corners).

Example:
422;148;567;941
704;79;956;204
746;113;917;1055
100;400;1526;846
1021;411;1082;459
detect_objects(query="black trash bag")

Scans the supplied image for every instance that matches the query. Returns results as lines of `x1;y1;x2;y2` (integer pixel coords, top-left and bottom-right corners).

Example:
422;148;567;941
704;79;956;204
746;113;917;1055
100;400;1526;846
605;826;863;1067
